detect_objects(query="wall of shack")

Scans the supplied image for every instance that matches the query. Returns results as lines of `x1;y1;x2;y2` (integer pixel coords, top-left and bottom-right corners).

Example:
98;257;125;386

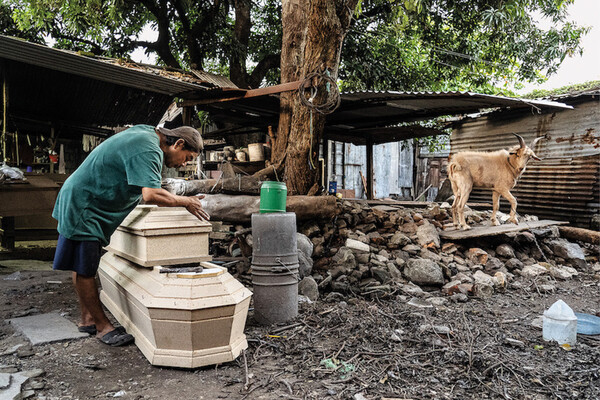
450;94;600;228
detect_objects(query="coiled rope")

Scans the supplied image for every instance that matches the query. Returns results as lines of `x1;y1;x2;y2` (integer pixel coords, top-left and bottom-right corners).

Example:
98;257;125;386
298;70;341;169
298;71;341;115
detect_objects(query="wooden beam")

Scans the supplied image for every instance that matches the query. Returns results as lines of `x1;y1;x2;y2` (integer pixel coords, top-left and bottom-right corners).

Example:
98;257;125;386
439;220;568;240
181;80;302;107
366;138;374;200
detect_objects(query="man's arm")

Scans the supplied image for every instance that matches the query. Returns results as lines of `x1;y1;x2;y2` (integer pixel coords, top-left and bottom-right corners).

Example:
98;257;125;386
141;187;210;221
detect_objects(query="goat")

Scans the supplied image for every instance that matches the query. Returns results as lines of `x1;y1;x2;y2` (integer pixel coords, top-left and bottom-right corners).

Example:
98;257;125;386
447;133;546;230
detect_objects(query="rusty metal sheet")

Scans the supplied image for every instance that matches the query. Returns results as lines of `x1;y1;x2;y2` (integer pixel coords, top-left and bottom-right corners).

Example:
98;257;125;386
451;96;600;228
0;35;208;96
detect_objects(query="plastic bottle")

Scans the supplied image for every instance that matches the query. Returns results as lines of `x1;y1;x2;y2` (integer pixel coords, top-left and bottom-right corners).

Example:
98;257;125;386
542;299;577;345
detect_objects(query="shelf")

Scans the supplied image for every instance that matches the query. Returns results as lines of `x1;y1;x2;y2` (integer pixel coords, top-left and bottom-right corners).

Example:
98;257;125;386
203;161;264;166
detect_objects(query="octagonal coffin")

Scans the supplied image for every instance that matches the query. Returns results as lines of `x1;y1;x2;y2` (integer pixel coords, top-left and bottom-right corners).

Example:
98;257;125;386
105;205;212;267
99;252;252;368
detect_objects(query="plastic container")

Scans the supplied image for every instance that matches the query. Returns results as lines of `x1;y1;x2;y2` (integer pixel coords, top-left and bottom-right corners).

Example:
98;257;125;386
251;212;299;325
235;151;247;162
328;181;337;194
248;143;265;161
543;300;577;345
575;312;600;335
259;181;287;213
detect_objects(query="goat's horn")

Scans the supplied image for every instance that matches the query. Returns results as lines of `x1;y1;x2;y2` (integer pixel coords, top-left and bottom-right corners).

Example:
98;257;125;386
529;135;547;149
512;133;526;148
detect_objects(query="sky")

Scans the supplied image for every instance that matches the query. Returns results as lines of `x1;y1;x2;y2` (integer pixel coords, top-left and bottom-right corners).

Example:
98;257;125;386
517;0;600;94
128;0;600;94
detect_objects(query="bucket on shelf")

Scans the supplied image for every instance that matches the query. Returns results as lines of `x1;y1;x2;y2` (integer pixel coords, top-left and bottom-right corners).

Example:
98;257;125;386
251;212;299;325
248;143;265;161
260;181;287;213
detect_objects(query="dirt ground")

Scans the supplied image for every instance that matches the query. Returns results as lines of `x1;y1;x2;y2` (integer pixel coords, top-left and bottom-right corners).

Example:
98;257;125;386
1;245;600;400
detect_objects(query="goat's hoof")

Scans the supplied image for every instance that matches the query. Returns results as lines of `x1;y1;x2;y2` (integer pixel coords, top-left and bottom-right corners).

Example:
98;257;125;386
461;225;472;231
509;218;518;225
491;220;500;226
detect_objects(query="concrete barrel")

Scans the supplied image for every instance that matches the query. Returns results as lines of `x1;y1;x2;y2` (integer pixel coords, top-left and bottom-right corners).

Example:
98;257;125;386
251;213;299;324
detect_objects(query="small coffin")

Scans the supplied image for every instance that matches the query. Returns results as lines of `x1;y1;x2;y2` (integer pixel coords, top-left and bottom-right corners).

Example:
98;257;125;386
99;253;252;368
105;205;212;266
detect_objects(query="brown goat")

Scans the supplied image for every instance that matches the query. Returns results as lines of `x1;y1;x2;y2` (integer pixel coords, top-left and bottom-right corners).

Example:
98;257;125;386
448;133;546;230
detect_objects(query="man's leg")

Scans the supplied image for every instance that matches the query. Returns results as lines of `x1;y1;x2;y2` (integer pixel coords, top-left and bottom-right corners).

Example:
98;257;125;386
72;272;114;337
72;272;94;328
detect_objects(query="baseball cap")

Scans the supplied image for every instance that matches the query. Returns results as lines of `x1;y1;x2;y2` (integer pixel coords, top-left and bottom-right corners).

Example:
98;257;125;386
157;126;203;153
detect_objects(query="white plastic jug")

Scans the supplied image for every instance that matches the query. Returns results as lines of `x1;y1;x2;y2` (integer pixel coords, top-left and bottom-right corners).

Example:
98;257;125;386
542;299;577;345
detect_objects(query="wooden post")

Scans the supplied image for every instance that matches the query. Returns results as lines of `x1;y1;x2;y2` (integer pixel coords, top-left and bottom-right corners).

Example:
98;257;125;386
366;138;374;200
50;126;55;174
322;139;329;189
341;142;345;189
182;106;193;126
1;216;15;250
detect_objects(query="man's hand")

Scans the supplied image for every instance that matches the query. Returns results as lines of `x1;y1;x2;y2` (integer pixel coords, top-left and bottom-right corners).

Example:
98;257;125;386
184;195;210;221
142;188;210;221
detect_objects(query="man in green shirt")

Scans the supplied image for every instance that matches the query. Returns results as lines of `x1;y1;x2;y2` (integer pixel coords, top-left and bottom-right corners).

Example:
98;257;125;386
52;125;209;346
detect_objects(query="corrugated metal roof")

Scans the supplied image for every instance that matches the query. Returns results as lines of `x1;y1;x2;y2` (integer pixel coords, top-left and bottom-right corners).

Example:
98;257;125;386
542;87;600;101
451;96;599;228
195;89;572;144
4;58;173;129
0;35;217;96
191;69;237;89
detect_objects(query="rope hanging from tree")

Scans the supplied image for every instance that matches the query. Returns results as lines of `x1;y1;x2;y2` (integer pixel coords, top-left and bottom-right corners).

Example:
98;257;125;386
298;70;341;115
299;69;341;170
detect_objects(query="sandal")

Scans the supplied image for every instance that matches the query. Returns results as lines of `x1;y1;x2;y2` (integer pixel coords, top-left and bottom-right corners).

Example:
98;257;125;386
99;327;134;347
78;324;97;335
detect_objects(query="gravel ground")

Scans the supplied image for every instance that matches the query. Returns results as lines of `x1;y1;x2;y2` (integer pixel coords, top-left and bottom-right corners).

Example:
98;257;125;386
1;261;599;400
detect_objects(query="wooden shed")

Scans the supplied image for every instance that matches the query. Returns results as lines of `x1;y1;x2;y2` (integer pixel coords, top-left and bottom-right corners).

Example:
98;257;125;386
450;88;600;228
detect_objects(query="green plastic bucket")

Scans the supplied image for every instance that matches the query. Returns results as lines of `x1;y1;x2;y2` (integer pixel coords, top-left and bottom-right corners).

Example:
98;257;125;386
259;181;287;213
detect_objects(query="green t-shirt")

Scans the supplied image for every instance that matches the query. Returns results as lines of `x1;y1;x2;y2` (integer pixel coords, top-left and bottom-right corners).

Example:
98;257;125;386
53;125;163;245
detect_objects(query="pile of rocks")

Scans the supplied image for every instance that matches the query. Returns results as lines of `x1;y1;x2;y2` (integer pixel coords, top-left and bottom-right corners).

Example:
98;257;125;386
291;200;598;302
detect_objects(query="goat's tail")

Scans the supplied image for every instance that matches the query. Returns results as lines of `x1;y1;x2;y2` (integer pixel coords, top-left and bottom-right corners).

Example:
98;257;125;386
447;161;461;179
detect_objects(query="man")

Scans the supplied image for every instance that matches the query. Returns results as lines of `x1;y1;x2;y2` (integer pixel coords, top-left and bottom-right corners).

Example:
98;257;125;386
52;125;209;346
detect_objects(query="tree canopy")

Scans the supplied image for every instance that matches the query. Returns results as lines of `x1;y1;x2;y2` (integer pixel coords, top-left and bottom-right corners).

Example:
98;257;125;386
5;0;588;93
341;0;588;94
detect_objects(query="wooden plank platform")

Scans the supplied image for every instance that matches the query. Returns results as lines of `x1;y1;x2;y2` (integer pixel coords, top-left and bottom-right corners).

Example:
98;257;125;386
349;199;492;209
439;220;569;240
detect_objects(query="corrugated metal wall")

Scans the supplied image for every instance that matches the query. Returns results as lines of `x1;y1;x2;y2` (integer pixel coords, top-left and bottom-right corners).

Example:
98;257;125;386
451;95;600;228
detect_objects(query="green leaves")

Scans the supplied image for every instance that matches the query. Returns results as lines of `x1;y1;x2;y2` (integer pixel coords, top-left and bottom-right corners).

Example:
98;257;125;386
2;0;588;94
341;0;587;92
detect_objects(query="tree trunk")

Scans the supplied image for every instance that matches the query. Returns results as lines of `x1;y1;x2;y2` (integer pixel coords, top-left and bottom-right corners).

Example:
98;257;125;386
559;226;600;245
162;164;281;196
274;0;359;195
230;0;251;88
162;177;263;195
199;194;338;222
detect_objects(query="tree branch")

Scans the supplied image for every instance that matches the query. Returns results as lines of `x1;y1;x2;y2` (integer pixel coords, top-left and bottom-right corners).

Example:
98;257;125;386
138;0;181;68
170;0;204;67
248;53;281;88
229;0;252;88
49;29;103;54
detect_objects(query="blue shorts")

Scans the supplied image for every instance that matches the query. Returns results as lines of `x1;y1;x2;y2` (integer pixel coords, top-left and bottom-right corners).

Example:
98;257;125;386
53;235;103;277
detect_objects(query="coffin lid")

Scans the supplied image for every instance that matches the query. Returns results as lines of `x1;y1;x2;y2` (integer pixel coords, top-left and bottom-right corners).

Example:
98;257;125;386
118;205;212;233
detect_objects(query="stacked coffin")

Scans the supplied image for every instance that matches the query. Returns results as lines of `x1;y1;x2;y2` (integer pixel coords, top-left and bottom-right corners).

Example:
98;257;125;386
98;205;252;368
